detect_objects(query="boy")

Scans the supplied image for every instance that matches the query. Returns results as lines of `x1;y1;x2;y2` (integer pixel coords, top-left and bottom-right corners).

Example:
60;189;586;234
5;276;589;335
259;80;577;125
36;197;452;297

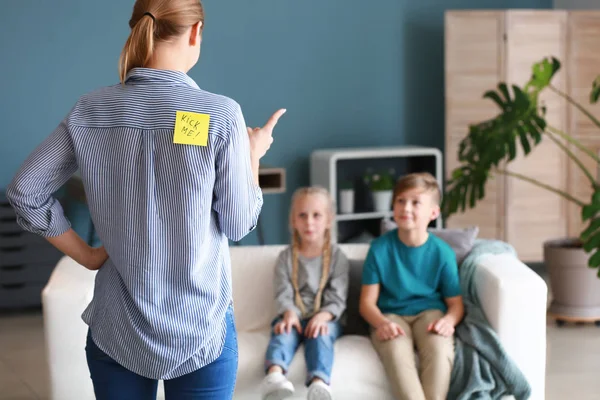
359;172;464;400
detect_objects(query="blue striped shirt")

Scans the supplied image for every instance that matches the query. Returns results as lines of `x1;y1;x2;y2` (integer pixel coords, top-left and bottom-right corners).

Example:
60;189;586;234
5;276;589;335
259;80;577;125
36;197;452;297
6;68;263;379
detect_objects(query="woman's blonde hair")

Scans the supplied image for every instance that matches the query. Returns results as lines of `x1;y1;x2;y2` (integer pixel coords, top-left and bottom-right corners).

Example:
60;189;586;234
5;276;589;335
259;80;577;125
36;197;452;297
288;186;334;317
118;0;205;83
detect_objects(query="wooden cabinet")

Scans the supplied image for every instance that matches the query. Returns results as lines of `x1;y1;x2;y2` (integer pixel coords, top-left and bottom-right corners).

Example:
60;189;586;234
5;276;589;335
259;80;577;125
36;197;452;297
445;10;600;262
445;11;507;243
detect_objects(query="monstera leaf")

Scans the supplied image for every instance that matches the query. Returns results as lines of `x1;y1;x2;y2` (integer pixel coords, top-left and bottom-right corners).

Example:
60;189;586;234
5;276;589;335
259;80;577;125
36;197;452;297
443;84;548;216
443;165;489;216
444;56;600;278
525;57;561;94
581;189;600;274
443;57;562;217
591;75;600;104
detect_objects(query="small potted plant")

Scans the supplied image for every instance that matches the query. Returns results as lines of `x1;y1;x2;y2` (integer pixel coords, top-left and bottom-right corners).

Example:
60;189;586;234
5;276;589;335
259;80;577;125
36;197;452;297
338;180;355;214
364;168;396;212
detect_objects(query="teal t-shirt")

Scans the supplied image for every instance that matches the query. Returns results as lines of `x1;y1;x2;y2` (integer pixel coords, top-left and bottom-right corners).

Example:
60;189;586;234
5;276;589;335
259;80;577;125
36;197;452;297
362;229;461;316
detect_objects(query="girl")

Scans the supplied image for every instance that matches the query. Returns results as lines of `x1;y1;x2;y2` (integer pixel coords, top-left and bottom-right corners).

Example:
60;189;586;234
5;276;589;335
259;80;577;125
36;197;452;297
6;0;284;399
261;187;350;400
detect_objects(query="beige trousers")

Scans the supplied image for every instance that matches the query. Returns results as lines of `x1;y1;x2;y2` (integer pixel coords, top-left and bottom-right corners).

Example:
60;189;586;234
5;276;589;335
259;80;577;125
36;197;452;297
370;310;454;400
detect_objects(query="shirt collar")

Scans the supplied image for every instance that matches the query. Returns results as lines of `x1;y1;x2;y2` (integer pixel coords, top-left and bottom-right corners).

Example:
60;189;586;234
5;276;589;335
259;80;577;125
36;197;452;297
124;67;200;90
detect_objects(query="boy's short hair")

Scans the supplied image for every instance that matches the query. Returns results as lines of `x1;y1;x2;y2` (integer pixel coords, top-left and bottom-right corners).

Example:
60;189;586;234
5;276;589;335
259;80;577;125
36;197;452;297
393;172;441;205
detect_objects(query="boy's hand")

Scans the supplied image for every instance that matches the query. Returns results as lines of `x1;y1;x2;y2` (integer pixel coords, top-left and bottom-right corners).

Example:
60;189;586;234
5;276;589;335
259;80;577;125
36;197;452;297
274;310;302;335
427;316;455;337
376;321;405;341
304;311;333;338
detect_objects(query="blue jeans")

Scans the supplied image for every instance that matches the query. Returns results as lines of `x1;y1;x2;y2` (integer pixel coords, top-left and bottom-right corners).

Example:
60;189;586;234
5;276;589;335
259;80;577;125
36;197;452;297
85;308;238;400
264;317;342;386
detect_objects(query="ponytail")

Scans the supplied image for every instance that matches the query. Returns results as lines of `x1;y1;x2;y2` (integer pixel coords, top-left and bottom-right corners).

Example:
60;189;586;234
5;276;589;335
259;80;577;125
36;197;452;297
119;14;155;84
118;0;205;84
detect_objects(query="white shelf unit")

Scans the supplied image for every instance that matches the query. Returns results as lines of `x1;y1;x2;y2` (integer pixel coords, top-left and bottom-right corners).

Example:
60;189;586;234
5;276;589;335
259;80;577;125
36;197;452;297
310;146;443;243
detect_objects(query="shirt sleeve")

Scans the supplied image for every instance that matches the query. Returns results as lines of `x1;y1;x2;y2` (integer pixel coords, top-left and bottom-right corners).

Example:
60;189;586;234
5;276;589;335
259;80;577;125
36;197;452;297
320;248;350;321
6;117;76;237
439;252;461;298
212;104;263;242
273;250;302;318
361;245;381;285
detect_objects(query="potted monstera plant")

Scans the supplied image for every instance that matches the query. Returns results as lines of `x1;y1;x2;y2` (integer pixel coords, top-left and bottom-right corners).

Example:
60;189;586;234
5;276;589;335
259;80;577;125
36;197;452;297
443;57;600;325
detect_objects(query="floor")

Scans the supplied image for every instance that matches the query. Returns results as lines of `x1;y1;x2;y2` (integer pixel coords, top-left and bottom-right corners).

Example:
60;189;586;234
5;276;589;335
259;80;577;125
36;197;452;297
1;275;600;399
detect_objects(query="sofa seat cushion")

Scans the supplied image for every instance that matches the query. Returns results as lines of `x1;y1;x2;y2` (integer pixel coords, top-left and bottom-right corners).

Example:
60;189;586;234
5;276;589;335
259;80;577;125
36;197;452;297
234;331;394;400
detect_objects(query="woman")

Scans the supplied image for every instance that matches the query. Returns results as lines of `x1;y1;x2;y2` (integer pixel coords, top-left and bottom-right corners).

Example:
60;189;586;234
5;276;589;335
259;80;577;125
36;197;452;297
6;0;285;398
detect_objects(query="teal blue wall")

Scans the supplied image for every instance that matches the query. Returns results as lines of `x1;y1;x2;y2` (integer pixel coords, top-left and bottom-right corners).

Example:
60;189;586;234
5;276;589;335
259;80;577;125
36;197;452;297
0;0;552;245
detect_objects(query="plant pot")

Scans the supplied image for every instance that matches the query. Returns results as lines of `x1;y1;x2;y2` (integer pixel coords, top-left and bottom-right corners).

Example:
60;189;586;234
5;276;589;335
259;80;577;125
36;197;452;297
371;190;393;212
544;238;600;319
339;189;355;214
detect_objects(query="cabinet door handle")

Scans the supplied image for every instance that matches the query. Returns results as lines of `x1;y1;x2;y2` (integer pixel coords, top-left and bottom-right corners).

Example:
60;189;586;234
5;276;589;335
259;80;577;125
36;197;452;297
1;283;25;290
1;264;24;271
0;232;21;238
1;246;23;253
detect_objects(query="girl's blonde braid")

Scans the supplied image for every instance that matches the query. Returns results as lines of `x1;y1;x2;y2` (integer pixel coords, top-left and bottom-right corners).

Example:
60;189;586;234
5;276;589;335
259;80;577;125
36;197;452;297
291;230;307;316
313;228;331;313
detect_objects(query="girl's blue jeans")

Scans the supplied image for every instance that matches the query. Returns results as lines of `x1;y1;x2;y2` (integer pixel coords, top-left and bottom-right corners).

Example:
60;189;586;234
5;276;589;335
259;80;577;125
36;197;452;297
85;307;238;400
264;317;342;386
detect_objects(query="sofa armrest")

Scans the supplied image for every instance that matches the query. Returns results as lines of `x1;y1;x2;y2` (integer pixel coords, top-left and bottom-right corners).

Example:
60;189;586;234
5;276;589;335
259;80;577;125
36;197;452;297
474;253;547;400
42;256;97;400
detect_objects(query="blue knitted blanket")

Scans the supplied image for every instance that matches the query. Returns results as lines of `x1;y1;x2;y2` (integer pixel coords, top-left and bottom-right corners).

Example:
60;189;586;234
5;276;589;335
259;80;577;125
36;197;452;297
448;240;531;400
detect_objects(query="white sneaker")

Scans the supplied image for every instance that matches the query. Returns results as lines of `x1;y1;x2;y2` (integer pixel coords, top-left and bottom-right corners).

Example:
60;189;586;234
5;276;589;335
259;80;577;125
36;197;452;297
307;380;332;400
261;372;295;400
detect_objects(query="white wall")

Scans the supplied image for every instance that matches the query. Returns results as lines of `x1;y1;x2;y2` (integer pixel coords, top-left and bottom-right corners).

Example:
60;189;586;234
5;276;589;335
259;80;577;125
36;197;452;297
555;0;600;9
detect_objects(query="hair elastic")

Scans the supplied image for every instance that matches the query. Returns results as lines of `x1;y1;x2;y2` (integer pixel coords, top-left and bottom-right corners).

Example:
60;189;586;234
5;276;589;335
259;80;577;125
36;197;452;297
143;12;155;22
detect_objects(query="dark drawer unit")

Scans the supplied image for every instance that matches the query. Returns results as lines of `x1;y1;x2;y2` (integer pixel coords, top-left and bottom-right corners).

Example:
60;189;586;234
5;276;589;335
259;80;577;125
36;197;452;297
0;282;47;309
0;263;57;285
0;230;46;248
0;242;62;266
0;195;14;219
0;193;63;309
0;202;20;234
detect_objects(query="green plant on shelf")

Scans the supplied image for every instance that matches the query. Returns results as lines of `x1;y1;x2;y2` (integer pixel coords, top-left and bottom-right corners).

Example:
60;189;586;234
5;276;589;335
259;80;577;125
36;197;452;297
364;168;396;192
338;180;354;190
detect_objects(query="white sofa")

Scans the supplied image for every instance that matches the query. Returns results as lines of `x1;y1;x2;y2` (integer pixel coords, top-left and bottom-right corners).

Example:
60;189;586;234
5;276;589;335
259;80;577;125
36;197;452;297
42;243;547;400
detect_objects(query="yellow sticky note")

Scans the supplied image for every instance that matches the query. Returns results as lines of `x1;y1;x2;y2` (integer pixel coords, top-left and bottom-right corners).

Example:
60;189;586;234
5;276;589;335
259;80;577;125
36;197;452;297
173;111;210;146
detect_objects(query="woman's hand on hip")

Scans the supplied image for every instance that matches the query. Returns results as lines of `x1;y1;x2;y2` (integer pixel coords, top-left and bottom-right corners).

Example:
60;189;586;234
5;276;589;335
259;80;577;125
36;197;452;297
84;246;109;271
46;229;108;271
247;109;286;160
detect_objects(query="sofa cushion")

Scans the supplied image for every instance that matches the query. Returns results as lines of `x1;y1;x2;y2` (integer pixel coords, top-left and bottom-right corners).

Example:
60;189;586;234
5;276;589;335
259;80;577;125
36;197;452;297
429;226;479;265
344;258;371;336
234;332;394;399
380;218;479;265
